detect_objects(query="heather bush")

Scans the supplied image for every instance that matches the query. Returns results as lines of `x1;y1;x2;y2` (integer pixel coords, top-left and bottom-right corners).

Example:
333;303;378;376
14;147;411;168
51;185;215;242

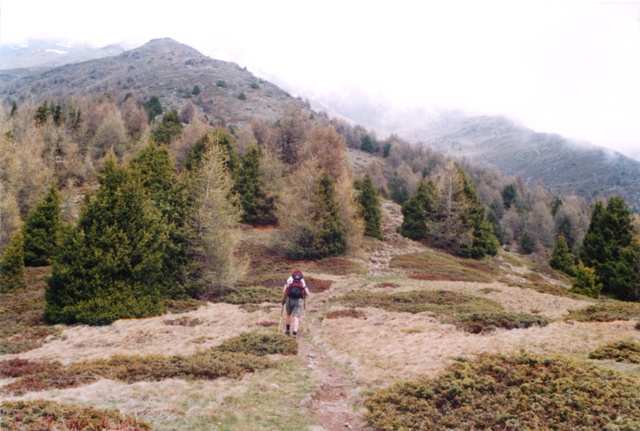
566;301;640;322
215;331;298;356
1;399;151;431
364;354;640;430
220;285;280;304
454;312;550;334
589;340;640;364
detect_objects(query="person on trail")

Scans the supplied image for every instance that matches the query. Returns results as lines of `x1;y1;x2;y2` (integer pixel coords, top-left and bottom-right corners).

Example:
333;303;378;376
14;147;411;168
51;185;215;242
281;269;309;339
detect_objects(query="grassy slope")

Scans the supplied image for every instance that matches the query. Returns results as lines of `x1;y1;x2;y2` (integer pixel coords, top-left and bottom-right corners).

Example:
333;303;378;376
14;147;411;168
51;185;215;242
2;202;640;430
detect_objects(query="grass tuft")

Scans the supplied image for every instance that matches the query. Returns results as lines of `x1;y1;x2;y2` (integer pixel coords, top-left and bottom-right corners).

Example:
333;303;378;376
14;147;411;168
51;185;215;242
1;399;151;430
364;353;640;430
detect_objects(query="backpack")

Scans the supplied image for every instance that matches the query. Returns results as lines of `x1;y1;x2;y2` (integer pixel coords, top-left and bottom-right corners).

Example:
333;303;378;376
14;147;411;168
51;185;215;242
287;271;305;299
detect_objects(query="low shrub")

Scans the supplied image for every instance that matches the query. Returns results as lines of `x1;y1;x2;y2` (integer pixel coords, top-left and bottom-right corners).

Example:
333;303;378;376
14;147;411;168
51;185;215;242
454;312;550;334
325;308;366;319
566;301;640;322
215;331;298;356
589;341;640;364
1;399;151;430
391;252;494;283
337;289;503;317
0;267;61;354
1;349;273;395
364;354;640;431
220;286;280;304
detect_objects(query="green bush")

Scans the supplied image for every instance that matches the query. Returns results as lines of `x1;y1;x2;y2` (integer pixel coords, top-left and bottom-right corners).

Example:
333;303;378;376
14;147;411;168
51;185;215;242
220;286;280;304
569;262;602;298
216;331;297;356
566;301;640;322
589;340;640;364
0;232;26;292
337;289;503;317
1;399;151;431
364;354;640;430
454;312;550;334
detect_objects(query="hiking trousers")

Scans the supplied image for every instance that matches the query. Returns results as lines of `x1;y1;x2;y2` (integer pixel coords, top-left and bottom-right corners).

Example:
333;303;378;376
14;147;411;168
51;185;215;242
285;297;303;317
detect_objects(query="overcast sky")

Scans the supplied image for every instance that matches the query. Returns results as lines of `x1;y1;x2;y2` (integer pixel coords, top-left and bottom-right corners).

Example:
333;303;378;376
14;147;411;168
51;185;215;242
2;1;640;160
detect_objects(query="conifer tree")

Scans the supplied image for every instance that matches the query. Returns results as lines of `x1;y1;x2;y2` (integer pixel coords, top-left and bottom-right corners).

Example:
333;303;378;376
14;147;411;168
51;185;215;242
580;196;640;301
22;183;62;267
185;129;240;173
355;173;383;240
458;169;499;258
569;262;602;299
129;143;195;296
45;154;169;325
233;146;277;226
0;232;26;292
549;233;576;276
314;171;347;258
400;179;433;241
151;109;183;145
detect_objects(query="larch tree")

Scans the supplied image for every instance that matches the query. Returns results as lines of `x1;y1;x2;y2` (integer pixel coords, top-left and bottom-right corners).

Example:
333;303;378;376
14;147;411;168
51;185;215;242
22;182;63;267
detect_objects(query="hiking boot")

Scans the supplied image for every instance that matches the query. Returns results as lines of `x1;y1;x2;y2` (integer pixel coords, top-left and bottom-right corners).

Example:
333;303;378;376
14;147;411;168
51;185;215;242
285;330;290;336
292;332;297;339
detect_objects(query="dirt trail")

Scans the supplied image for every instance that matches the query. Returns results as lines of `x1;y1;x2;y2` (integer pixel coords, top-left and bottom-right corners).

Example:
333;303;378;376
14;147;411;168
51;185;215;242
299;312;371;431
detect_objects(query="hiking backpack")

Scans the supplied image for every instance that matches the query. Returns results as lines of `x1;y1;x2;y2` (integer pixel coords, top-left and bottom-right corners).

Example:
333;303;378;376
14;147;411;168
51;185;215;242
288;271;305;299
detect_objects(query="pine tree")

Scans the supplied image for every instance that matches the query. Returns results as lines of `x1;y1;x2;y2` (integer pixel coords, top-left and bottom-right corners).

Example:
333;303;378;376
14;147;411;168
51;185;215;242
549;233;576;276
22;182;63;267
580;196;640;301
45;154;169;325
0;232;26;292
355;173;383;240
400;179;433;241
233;146;277;226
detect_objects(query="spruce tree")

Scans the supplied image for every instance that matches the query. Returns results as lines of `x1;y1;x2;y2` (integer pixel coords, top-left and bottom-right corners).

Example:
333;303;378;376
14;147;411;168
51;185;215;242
45;155;169;325
314;171;347;258
355;173;383;240
549;233;576;276
129;143;195;297
569;262;602;299
185;129;240;173
580;196;640;301
233;146;277;226
0;232;26;292
151;109;183;144
400;179;432;241
22;182;62;267
458;169;499;258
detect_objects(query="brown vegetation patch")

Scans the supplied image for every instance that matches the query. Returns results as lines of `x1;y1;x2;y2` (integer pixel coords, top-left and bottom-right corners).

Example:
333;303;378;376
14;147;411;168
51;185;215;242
589;341;640;364
219;285;280;304
566;301;640;322
0;267;62;354
376;281;401;288
307;276;333;293
325;308;366;320
364;354;640;430
164;298;203;314
307;257;366;276
1;399;151;431
391;252;494;283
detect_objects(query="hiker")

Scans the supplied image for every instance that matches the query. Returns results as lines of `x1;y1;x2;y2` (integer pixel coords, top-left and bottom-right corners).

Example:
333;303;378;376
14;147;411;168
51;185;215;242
281;269;309;338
